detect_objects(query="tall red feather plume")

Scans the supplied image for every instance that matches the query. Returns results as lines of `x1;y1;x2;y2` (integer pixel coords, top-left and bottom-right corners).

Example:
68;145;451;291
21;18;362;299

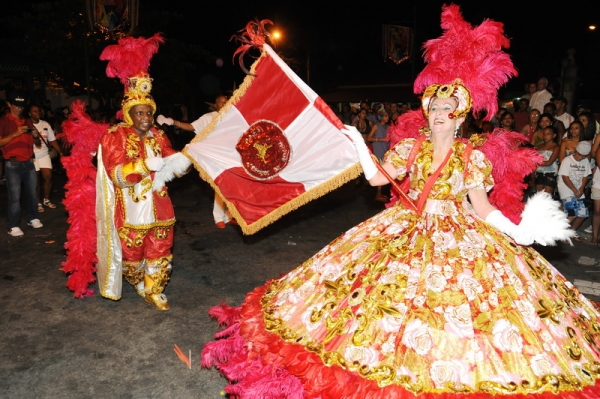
100;33;165;84
60;100;109;297
413;4;516;121
230;19;273;75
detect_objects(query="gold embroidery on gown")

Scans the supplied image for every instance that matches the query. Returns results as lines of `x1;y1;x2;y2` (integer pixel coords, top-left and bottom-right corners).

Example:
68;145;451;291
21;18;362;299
261;138;600;394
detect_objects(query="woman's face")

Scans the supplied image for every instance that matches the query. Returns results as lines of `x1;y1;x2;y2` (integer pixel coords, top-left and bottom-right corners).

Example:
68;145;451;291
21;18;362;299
578;115;589;127
539;116;552;128
428;97;461;135
529;111;540;124
569;122;582;137
359;109;367;119
542;127;555;143
501;114;514;128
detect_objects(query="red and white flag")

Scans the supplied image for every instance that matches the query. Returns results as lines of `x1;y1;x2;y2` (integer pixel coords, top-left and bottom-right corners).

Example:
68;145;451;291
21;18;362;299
183;44;361;234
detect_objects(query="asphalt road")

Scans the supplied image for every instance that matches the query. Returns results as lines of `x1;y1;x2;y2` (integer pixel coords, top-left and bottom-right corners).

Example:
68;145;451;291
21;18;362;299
1;165;599;399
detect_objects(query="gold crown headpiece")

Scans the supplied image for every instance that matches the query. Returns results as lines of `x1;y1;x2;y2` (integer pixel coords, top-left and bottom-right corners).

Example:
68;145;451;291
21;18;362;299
121;72;156;126
421;80;472;120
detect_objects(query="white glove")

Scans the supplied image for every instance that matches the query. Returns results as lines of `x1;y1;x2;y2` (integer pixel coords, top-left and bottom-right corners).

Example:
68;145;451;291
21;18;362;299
342;125;378;180
145;156;165;172
153;152;192;192
485;210;534;246
156;115;174;126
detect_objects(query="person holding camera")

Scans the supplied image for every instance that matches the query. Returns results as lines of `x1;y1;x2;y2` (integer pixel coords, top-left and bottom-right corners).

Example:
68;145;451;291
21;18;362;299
0;90;43;237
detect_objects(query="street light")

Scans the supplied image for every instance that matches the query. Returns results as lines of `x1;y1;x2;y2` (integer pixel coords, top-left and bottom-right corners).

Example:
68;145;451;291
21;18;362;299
271;30;281;46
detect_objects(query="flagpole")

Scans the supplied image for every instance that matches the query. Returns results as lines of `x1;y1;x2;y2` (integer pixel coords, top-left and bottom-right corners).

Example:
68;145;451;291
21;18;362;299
373;157;418;212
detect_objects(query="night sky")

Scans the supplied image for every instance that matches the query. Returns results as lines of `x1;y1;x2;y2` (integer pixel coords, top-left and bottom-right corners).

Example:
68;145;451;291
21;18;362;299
6;0;600;102
148;0;600;99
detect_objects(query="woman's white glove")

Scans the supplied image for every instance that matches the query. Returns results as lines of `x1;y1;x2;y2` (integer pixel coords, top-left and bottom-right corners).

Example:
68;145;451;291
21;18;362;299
156;115;174;126
485;210;534;246
342;125;378;180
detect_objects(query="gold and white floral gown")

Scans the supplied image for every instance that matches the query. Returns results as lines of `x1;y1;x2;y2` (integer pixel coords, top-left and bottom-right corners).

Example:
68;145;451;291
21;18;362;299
203;137;600;398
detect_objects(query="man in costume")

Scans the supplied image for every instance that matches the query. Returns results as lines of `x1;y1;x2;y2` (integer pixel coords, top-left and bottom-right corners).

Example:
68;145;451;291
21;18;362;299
93;34;190;310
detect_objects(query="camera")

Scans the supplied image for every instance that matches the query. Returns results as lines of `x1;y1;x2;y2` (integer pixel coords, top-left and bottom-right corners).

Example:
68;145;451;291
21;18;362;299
26;127;33;132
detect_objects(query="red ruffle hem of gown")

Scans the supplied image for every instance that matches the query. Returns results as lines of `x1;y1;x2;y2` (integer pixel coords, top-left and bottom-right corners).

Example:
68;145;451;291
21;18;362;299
201;284;600;399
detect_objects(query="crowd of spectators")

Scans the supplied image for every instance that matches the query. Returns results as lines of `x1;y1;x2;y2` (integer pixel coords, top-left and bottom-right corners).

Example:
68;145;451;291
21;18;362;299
2;75;600;242
513;78;600;243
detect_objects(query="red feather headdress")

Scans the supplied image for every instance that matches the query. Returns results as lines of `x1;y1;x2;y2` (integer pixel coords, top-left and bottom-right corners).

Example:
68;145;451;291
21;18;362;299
99;33;165;125
414;4;516;121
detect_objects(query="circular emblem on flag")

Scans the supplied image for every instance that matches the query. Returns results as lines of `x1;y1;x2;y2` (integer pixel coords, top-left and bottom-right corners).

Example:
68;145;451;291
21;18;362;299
236;120;291;179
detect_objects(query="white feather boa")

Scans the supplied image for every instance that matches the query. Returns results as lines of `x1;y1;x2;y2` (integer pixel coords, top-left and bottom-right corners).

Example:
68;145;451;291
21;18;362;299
152;152;192;192
519;192;576;246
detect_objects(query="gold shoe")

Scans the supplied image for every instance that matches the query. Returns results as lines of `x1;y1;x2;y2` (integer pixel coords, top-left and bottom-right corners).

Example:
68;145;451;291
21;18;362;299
145;293;170;310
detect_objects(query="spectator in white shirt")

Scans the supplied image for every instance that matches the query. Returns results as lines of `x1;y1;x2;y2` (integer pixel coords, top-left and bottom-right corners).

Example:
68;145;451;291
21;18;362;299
529;77;553;114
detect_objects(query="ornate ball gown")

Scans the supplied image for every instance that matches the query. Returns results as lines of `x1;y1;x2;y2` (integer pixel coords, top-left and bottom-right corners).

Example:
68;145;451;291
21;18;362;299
202;137;600;398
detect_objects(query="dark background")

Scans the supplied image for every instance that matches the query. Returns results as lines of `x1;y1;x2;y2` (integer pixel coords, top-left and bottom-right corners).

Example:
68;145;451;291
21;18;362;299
3;0;600;117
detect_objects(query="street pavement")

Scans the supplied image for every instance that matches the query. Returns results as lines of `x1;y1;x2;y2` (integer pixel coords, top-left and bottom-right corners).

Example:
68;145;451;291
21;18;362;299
1;165;599;399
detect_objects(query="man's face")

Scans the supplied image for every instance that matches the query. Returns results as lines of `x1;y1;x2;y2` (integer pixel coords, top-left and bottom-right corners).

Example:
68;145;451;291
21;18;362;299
215;96;227;111
544;104;556;115
537;79;547;91
573;150;587;162
9;102;24;118
129;104;154;135
29;105;41;121
554;100;565;111
519;99;528;110
390;103;398;113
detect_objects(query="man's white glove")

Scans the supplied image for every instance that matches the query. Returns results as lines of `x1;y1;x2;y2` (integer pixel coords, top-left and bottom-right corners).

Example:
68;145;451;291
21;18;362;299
156;115;174;126
485;210;534;246
342;125;378;180
145;156;165;172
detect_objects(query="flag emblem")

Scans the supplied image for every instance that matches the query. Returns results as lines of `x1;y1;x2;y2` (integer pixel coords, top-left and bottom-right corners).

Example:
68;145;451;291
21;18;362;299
236;119;291;179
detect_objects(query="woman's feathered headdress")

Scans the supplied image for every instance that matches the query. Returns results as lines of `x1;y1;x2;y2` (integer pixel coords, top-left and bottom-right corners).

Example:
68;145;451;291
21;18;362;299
414;4;516;121
99;33;165;125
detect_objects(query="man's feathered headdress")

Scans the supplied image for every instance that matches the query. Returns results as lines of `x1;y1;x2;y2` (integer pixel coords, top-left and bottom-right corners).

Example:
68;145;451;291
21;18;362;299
99;33;165;125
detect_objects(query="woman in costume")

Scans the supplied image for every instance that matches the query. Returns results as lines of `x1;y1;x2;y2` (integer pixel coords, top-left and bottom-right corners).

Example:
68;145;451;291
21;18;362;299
202;6;600;398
